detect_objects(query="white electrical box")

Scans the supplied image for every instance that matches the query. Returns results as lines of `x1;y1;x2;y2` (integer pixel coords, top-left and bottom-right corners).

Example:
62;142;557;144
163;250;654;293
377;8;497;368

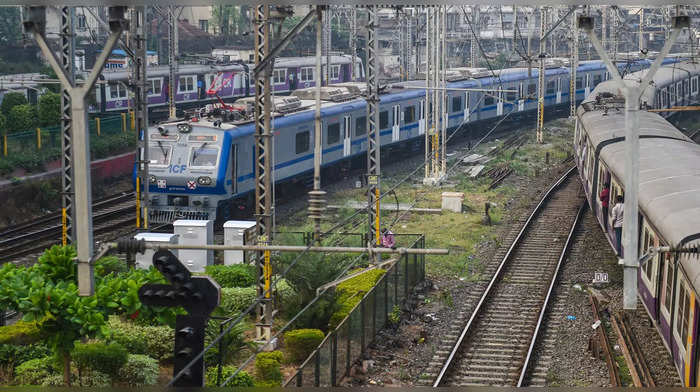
223;221;256;265
133;233;179;270
173;219;214;272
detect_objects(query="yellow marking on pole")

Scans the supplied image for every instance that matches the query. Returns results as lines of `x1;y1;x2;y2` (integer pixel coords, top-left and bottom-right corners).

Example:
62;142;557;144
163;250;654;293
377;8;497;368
121;113;126;133
264;250;271;298
2;134;6;156
36;128;41;149
135;177;141;228
130;110;135;130
96;117;101;136
143;207;148;229
375;187;380;245
685;291;695;386
61;208;67;246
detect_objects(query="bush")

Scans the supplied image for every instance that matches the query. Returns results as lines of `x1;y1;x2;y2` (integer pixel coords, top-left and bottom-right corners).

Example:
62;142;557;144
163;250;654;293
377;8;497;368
205;366;254;387
8;104;36;133
72;341;128;378
0;343;51;368
36;244;77;282
1;92;27;116
14;356;58;385
205;264;256;288
254;351;283;386
219;286;257;316
117;354;158;386
37;92;60;126
0;320;42;345
328;269;386;329
94;256;128;278
204;316;251;365
74;371;112;387
105;316;173;361
283;329;324;363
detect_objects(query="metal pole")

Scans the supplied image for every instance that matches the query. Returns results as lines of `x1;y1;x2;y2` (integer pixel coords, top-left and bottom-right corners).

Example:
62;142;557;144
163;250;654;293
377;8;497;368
254;4;274;345
601;6;607;52
424;6;430;180
324;7;331;85
639;9;645;53
471;6;479;67
440;5;447;175
60;6;75;246
309;6;325;244
167;6;177;120
131;6;149;229
432;7;439;177
570;8;578;119
536;7;546;143
350;7;356;82
366;5;381;249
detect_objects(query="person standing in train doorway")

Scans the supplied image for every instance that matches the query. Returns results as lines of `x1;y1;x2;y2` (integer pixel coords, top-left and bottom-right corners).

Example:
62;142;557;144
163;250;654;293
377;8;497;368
611;194;624;256
600;182;610;230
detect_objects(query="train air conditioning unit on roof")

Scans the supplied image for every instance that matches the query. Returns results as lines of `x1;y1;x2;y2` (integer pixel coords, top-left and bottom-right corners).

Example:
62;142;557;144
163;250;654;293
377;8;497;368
291;86;357;102
274;96;303;113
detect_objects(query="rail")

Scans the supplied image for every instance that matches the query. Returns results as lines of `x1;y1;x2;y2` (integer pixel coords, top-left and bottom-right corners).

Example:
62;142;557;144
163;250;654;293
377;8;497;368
433;165;577;387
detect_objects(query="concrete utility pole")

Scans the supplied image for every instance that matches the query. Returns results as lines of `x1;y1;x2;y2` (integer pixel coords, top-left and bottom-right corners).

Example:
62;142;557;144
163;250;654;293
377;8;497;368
424;6;431;180
309;6;325;244
639;8;645;54
350;7;357;81
471;6;479;67
253;4;274;346
601;6;607;52
168;6;178;120
580;13;684;310
570;8;579;119
130;6;149;229
536;6;546;143
366;6;381;249
25;6;126;296
59;6;75;246
440;5;447;175
323;7;331;85
424;6;446;185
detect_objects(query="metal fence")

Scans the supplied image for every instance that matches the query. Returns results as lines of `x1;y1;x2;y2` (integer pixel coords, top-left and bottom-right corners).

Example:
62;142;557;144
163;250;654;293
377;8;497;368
284;233;426;387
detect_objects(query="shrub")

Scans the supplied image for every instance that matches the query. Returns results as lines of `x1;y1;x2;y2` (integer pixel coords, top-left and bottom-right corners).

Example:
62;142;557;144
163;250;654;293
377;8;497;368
8;104;36;133
205;366;254;387
35;245;77;283
219;286;257;316
204;316;252;365
205;264;256;288
14;356;58;385
254;351;283;386
117;354;158;386
283;329;324;363
328;269;386;329
74;371;112;387
94;256;127;277
37;92;60;126
1;92;27;116
0;320;42;345
105;316;173;361
72;341;128;378
0;343;51;368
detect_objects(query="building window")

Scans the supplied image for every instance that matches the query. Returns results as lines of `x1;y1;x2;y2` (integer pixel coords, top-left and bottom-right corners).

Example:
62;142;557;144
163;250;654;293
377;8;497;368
296;131;310;154
272;69;286;85
355;116;366;137
77;14;87;30
327;123;341;145
199;19;209;32
300;67;314;82
451;96;462;112
109;83;127;99
379;111;389;129
642;226;655;283
178;76;196;93
148;144;171;166
676;279;691;350
147;78;162;96
403;106;415;123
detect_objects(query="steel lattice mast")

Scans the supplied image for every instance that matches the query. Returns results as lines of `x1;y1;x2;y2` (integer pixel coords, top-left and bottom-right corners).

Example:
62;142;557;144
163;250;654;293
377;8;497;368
536;6;546;143
167;6;178;120
60;6;75;246
366;6;381;248
570;8;579;118
130;6;149;229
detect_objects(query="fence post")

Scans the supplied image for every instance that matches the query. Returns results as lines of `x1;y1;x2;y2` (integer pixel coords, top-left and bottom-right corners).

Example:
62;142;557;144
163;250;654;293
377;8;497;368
360;300;366;356
372;288;377;339
130;110;135;130
96;117;101;136
121;112;126;133
2;133;7;156
404;252;409;300
36;128;41;150
314;351;320;387
384;274;389;322
346;323;351;376
331;333;337;386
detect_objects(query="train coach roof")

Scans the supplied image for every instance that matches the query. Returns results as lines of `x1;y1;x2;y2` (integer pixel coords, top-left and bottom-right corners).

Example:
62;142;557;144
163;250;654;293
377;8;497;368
100;63;245;81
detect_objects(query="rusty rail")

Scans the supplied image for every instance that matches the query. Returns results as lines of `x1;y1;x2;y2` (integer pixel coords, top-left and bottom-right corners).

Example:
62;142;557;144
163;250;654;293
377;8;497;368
611;312;655;387
589;293;621;387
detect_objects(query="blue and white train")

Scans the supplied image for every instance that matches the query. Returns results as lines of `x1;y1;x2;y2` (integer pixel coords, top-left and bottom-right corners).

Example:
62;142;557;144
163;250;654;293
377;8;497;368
138;56;682;224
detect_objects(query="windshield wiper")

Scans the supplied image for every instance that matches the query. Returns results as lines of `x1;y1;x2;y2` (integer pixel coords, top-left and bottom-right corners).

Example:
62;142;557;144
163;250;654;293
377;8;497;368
192;142;208;163
157;141;168;162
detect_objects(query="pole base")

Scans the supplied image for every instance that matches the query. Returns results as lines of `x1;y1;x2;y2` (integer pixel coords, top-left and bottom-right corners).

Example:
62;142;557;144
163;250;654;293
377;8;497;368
254;337;278;352
423;175;446;186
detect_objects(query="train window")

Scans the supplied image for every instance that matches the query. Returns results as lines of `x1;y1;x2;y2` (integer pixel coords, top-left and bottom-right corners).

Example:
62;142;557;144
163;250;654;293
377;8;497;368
330;65;341;80
178;76;196;93
576;77;584;89
272;69;286;85
300;67;314;82
692;77;699;95
327;123;341;145
676;278;691;350
148;144;171;166
670;85;676;104
451;96;462;112
355;116;366;137
483;95;495;106
147;79;162;97
109;83;127;99
379;111;389;129
592;74;602;86
295;131;310;154
662;255;673;315
527;83;536;96
546;80;556;95
684;79;690;97
677;82;683;101
505;90;517;102
189;146;219;167
641;225;657;287
404;106;415;123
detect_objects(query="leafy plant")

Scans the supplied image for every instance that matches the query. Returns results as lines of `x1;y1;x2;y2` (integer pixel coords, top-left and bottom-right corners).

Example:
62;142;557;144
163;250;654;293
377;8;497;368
37;92;60;126
204;315;253;365
388;305;401;326
1;91;27;116
204;264;256;288
205;366;254;387
328;269;386;329
254;351;283;386
72;341;128;379
8;104;36;133
14;356;59;385
104;316;173;362
218;286;257;316
94;256;128;277
36;244;76;282
117;354;159;386
283;329;324;363
0;320;42;345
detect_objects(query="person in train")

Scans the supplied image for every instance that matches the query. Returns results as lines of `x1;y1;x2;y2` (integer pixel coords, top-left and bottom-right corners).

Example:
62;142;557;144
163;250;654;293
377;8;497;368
610;194;624;255
600;183;610;230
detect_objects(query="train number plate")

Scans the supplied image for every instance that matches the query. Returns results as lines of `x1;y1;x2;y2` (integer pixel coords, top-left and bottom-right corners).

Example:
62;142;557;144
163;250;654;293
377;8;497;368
593;272;608;283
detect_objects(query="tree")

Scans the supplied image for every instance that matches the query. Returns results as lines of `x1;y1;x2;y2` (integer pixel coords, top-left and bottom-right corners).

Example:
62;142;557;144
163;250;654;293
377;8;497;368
1;91;27;116
8;103;36;132
38;92;61;126
0;112;6;135
0;7;22;46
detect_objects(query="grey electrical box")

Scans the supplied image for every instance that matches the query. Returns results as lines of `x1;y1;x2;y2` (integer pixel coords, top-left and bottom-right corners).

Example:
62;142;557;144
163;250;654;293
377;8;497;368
133;233;179;270
223;221;256;265
173;219;214;272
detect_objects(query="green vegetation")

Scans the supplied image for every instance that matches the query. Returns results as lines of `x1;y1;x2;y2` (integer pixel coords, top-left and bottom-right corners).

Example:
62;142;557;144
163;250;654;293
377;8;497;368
205;366;254;387
329;269;386;329
254;351;284;387
283;329;324;363
117;354;159;387
1;92;27;117
0;320;42;345
72;341;128;379
219;286;257;315
204;264;257;288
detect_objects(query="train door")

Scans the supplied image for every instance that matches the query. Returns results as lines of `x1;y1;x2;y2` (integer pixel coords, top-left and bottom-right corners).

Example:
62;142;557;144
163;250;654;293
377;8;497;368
343;116;351;156
585;73;591;97
464;92;471;121
392;105;400;142
556;77;562;104
496;91;503;115
230;144;237;193
518;82;525;111
419;100;426;135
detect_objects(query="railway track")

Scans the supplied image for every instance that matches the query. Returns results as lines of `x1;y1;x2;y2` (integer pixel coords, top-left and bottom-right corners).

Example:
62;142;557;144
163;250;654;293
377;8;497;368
428;167;584;387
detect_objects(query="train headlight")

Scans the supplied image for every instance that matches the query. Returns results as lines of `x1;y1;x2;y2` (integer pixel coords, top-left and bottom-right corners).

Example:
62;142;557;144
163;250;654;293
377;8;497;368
197;176;212;185
149;175;157;183
177;123;192;133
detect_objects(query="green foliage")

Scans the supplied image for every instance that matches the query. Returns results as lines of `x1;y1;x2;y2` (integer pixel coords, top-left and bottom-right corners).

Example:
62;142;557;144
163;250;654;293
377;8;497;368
1;91;27;116
0;113;5;134
7;104;36;133
0;343;51;367
328;269;386;329
36;244;77;282
37;92;61;126
73;371;112;387
204;316;252;365
72;341;128;378
0;7;22;46
0;320;42;345
205;366;254;387
283;329;324;363
204;264;256;288
117;354;159;386
14;356;58;385
94;256;128;278
104;315;174;362
219;286;257;316
388;305;401;326
254;351;283;386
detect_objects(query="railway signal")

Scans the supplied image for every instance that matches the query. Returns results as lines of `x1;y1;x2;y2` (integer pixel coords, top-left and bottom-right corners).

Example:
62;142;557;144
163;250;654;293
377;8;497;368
138;250;220;387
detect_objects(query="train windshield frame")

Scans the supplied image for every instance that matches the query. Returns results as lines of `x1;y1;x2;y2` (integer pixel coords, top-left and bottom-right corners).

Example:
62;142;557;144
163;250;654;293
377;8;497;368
189;146;220;168
148;143;172;166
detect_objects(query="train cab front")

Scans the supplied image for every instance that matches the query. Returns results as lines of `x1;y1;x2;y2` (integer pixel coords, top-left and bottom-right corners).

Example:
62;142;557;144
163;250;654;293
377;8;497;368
141;119;232;224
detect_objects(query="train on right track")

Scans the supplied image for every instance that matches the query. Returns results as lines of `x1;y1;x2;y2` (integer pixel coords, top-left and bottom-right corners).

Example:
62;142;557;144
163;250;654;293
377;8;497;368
575;59;700;386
